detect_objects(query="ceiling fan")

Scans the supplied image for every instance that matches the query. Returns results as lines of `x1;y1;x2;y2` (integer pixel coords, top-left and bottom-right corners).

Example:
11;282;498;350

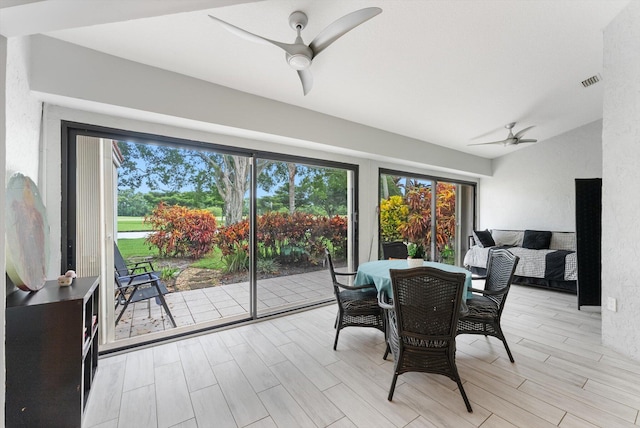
208;7;382;95
468;122;538;147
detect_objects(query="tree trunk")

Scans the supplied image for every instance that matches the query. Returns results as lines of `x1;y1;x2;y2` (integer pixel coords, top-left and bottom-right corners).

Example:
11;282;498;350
288;163;297;213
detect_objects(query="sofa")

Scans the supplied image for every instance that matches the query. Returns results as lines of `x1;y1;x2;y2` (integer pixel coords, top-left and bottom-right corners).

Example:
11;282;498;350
463;229;577;293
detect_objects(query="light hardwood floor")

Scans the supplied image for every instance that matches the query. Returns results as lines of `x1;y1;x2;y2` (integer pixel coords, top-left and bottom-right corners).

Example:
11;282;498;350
83;284;640;428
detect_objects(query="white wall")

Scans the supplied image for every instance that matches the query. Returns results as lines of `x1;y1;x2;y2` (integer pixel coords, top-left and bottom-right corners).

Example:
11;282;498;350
1;33;8;426
601;1;640;360
6;37;41;181
478;120;602;231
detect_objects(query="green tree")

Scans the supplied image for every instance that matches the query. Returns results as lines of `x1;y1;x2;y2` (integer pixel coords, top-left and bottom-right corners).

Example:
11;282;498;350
117;141;269;225
297;167;347;216
117;189;152;216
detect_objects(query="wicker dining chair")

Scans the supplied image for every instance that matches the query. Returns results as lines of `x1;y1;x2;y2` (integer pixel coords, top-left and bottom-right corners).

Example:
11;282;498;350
325;249;385;350
379;267;472;412
382;241;408;260
457;248;519;362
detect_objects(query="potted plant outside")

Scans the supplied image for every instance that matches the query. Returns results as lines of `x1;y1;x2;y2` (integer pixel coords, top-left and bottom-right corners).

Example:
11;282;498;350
407;243;425;268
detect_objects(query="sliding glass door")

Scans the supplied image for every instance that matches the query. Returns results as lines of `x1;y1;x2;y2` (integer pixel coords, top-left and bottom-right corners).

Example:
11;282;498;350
379;169;475;265
63;123;357;347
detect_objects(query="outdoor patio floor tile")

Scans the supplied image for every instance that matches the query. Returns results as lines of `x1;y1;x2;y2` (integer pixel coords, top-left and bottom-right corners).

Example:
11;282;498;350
192;310;223;323
114;270;334;340
261;297;288;307
218;306;248;317
214;299;243;309
188;304;216;315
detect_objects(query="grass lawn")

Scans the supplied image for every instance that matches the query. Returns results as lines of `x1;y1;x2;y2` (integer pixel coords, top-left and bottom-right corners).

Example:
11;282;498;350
118;238;225;270
191;247;225;270
118;216;153;232
117;238;158;259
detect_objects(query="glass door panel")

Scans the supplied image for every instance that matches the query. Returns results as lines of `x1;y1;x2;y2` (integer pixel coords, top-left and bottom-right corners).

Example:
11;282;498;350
255;160;349;315
379;171;475;265
113;142;251;340
379;173;434;260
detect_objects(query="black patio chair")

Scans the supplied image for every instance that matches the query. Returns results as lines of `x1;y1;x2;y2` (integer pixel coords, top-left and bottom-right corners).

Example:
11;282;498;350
379;266;472;412
114;243;176;328
325;249;384;350
382;241;408;259
457;248;519;362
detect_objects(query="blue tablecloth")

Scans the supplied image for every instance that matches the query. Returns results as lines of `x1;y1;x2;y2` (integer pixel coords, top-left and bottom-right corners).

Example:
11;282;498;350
354;260;472;301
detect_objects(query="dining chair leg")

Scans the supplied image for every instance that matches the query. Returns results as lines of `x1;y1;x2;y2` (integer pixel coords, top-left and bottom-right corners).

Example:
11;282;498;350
383;343;390;360
333;318;342;350
497;325;515;362
387;373;399;401
455;377;473;412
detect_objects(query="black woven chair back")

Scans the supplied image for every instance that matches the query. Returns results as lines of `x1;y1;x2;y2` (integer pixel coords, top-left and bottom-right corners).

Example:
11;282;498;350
390;267;466;340
382;241;408;260
484;249;519;306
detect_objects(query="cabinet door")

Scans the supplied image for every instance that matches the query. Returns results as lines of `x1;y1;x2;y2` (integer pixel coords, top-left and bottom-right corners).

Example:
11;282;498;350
6;299;83;427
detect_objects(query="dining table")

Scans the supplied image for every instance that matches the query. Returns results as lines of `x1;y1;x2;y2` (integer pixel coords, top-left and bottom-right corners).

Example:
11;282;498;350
353;259;473;310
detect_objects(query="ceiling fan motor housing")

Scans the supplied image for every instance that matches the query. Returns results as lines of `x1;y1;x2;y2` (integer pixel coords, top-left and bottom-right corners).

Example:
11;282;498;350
289;11;308;30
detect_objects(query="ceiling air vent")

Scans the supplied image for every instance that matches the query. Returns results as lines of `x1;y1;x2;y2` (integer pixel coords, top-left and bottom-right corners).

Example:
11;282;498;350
581;73;601;88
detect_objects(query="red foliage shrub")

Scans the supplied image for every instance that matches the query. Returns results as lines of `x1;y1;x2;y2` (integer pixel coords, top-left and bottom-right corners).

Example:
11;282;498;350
144;202;218;259
216;212;348;265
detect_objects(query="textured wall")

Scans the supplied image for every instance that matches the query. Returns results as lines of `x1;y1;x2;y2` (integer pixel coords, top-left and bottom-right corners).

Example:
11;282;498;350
5;37;41;182
479;120;602;231
602;1;640;360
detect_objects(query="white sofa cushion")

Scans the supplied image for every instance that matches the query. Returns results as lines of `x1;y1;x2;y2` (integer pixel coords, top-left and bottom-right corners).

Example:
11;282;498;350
491;229;524;246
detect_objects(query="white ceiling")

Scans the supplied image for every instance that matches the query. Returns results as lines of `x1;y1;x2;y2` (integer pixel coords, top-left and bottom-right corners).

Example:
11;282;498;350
1;0;630;159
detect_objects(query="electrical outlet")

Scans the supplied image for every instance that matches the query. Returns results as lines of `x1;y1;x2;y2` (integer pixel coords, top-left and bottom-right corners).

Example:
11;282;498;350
607;297;617;312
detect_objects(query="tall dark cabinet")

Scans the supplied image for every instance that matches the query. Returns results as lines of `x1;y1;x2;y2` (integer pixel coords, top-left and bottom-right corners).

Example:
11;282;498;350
575;178;602;308
5;276;100;428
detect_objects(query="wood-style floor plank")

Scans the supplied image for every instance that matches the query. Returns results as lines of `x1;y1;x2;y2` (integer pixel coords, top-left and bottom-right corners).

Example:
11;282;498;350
212;360;269;427
84;285;640;428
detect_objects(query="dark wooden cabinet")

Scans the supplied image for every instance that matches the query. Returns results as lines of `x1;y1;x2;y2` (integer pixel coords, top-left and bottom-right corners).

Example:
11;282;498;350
575;178;602;308
5;276;100;428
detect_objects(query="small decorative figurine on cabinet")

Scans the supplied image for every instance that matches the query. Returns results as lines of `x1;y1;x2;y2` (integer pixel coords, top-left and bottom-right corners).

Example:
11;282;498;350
58;269;77;286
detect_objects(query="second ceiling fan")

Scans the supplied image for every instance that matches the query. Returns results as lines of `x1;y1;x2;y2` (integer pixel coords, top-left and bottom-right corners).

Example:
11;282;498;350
209;7;382;95
469;122;538;147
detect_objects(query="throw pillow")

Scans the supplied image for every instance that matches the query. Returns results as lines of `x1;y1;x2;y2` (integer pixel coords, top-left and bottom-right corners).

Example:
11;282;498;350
522;230;552;249
473;230;495;248
491;229;524;246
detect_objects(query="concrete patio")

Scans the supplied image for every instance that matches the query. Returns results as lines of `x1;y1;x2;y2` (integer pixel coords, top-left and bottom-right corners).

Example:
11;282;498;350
115;269;333;340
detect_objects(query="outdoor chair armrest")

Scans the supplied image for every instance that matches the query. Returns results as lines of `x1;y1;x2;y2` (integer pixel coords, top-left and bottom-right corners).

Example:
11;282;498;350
121;271;159;285
468;287;486;294
128;260;155;273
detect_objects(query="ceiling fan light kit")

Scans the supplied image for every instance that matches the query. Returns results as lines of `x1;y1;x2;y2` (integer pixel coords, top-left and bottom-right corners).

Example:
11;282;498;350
468;122;538;147
209;7;382;95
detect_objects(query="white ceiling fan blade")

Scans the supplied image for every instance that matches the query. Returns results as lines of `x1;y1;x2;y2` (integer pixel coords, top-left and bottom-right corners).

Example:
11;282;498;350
517;139;538;144
297;69;313;96
514;125;535;139
309;7;382;57
208;15;297;55
468;139;509;146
